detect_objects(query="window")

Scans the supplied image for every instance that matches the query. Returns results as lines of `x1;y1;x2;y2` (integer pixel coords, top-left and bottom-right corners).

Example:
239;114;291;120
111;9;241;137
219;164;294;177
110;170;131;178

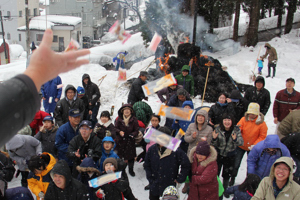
7;11;11;19
53;35;58;42
36;34;44;41
7;33;11;40
19;34;21;41
19;11;22;17
34;8;37;17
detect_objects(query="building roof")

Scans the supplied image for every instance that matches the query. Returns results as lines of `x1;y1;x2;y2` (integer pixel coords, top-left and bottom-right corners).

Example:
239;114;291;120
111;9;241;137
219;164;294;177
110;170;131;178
18;15;81;31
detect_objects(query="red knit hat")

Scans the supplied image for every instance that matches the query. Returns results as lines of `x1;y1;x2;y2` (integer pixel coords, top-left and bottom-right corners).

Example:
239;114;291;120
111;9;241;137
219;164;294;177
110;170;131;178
195;141;210;156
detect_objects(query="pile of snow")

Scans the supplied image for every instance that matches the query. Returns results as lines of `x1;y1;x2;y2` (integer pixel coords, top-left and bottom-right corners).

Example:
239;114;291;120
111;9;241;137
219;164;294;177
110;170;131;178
9;44;24;60
2;28;300;200
89;32;154;65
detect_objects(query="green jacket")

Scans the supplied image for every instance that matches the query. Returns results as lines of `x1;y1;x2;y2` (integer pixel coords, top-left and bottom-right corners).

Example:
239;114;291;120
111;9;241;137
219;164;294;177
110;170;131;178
278;109;300;139
175;65;194;96
252;157;300;200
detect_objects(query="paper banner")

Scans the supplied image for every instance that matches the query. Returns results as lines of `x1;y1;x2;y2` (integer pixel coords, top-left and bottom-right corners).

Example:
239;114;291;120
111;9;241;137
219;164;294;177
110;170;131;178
149;33;162;52
142;73;176;97
89;172;122;188
157;104;195;121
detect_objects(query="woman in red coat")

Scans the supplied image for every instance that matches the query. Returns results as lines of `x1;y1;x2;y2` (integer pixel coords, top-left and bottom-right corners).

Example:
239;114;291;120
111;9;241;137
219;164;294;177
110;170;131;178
115;104;139;177
188;141;219;200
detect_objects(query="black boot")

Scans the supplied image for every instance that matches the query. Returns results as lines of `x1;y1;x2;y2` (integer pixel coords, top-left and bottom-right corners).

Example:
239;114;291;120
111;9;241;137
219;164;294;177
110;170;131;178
128;160;135;177
266;66;271;77
229;177;235;187
223;178;230;198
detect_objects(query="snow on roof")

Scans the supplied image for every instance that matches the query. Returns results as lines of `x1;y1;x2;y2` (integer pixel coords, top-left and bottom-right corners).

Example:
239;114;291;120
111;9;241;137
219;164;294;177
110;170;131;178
18;15;81;31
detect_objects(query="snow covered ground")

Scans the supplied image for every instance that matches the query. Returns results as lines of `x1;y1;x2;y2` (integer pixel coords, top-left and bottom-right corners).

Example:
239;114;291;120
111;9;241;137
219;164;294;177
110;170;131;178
2;29;300;199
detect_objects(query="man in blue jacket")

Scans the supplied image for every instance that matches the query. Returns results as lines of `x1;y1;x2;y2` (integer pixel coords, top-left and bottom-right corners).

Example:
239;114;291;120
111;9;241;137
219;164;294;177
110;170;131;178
55;109;81;172
41;76;62;114
247;134;290;179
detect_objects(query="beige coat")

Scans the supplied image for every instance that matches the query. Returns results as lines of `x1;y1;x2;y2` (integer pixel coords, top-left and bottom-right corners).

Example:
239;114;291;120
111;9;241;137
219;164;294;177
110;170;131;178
252;157;300;200
278;109;300;139
184;109;213;156
261;43;278;63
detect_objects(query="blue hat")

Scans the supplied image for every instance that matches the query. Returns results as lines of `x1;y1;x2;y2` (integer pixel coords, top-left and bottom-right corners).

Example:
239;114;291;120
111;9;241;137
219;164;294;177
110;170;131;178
79;120;92;128
77;86;85;95
69;109;81;117
43;116;54;123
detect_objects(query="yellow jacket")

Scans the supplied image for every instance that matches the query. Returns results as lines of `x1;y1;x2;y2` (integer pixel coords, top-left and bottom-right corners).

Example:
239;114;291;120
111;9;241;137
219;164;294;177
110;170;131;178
27;152;56;197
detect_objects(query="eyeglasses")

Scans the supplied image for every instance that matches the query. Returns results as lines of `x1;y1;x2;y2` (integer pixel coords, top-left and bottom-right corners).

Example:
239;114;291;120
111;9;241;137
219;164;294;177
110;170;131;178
80;127;90;131
275;166;289;172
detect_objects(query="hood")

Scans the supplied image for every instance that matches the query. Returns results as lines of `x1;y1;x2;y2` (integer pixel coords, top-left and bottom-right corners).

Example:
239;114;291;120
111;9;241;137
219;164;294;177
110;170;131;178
99;120;112;127
102;136;116;152
51;160;72;187
189;145;217;167
265;43;272;49
245;112;265;125
181;65;190;72
182;100;194;109
117;104;135;117
263;135;282;149
194;109;208;128
255;76;265;87
76;157;101;176
269;157;295;181
229;89;242;100
64;84;77;96
82;73;91;85
42;125;58;133
5;135;25;150
41;153;57;176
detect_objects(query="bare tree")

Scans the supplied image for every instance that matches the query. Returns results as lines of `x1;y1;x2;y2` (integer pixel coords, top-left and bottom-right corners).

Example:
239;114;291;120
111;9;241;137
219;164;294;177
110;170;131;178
110;0;144;23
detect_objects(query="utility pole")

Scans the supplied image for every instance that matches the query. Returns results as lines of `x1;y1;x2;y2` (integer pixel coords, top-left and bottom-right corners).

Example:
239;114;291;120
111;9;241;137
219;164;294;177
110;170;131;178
0;11;9;63
192;0;198;45
81;7;84;48
25;0;31;59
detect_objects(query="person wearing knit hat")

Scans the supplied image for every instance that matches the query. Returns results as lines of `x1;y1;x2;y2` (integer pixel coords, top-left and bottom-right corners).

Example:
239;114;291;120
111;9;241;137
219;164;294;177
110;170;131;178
244;76;271;116
230;102;268;186
144;126;190;199
103;157;118;171
175;65;194;96
187;140;219;200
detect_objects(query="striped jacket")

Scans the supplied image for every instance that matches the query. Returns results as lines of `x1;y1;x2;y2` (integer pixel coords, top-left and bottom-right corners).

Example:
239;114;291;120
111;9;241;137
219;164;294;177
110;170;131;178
273;89;300;122
211;125;244;157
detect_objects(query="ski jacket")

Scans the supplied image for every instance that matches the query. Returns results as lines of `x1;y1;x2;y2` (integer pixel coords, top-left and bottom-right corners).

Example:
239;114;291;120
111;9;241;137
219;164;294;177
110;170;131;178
29;110;51;134
175;75;194;96
44;160;89;200
67;132;102;166
273;88;300;122
247;135;290;179
54;84;85;127
82;74;101;107
252;157;300;200
157;85;183;103
187;145;219;200
41;76;62;113
100;172;129;200
278;109;300;139
144;144;190;197
127;77;146;105
0;151;15;191
98;136;119;172
55;122;79;166
35;126;58;157
208;102;235;125
237;113;268;151
261;43;278;63
6;135;42;171
5;187;34;200
185;109;213;155
27;153;56;198
167;93;192;108
0;74;40;147
211;125;244;157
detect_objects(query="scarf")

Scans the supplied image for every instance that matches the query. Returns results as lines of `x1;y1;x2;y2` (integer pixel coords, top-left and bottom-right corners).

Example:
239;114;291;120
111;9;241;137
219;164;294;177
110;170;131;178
123;115;131;126
217;102;228;107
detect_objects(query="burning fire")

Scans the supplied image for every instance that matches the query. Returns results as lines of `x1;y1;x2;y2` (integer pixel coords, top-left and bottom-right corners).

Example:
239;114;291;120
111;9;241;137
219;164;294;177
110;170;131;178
158;53;170;75
185;36;190;43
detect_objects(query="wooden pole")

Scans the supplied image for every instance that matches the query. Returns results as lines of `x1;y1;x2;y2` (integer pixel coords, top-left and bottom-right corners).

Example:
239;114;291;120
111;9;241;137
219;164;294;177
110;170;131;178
201;66;210;106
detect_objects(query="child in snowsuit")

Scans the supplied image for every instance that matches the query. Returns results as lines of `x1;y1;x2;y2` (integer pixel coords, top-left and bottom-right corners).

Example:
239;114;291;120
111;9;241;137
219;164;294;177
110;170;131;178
257;57;264;75
76;157;101;200
97;158;133;200
98;136;119;172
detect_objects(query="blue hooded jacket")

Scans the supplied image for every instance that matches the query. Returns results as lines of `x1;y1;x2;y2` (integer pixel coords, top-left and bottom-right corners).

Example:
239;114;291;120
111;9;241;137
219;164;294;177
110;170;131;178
247;134;290;179
41;76;62;113
98;136;119;172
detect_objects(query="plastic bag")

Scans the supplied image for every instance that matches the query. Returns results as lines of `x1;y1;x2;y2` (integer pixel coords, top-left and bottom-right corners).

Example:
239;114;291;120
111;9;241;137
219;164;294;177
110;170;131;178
143;127;182;151
88;172;122;188
65;38;80;52
157;104;195;121
118;68;127;81
142;73;176;97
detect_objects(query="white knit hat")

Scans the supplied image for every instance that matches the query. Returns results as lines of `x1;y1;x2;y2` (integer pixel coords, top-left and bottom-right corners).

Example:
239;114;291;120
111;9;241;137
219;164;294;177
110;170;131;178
246;102;260;115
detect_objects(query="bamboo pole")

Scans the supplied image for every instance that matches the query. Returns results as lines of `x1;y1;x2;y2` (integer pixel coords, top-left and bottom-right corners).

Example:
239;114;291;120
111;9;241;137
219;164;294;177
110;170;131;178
201;66;210;106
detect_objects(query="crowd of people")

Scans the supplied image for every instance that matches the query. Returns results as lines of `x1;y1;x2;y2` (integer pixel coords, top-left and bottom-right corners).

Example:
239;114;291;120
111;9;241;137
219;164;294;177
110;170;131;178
1;30;300;200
